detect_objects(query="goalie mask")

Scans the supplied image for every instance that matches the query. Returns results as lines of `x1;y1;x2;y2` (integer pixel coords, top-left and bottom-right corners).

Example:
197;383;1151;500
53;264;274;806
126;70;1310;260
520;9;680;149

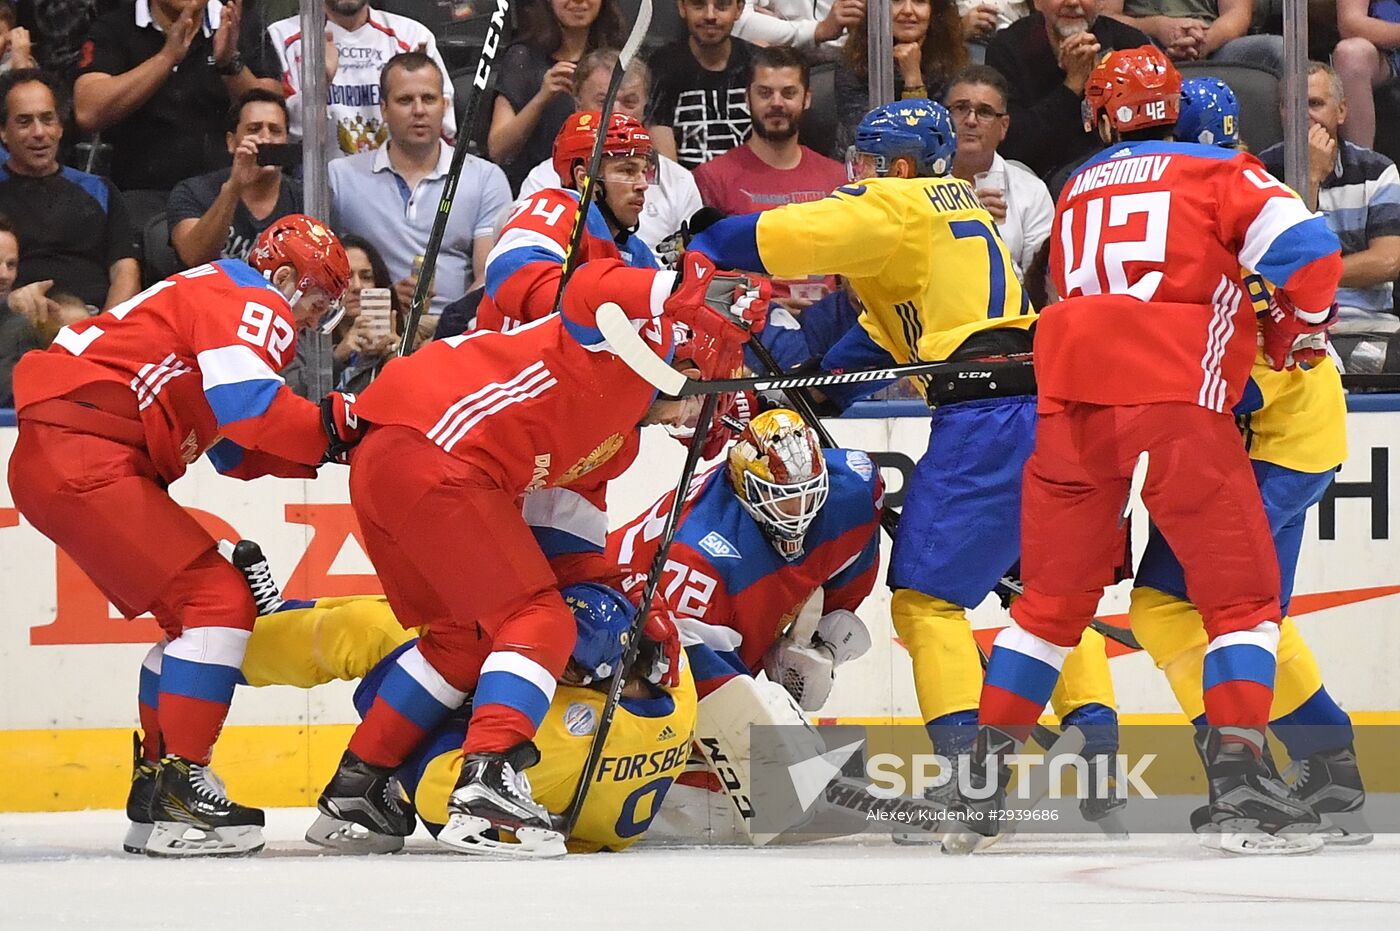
728;409;829;560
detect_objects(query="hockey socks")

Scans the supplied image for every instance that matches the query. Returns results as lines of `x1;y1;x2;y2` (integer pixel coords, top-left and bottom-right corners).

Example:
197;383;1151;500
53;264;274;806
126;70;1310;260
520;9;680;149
1201;621;1279;754
349;643;468;767
137;641;167;763
1272;687;1354;760
462;649;559;755
978;622;1072;740
157;627;250;764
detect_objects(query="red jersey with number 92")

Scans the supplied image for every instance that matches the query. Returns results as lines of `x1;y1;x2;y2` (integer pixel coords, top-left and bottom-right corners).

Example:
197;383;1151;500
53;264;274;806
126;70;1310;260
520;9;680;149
1043;140;1342;412
12;260;325;483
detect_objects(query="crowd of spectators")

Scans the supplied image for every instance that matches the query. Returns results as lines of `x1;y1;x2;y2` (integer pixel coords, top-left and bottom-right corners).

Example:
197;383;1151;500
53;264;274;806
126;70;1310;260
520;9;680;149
1;0;1399;408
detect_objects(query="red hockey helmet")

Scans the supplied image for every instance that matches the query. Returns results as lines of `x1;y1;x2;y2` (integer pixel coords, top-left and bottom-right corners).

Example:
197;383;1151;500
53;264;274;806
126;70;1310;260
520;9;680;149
249;214;352;331
1082;45;1182;135
553;111;655;188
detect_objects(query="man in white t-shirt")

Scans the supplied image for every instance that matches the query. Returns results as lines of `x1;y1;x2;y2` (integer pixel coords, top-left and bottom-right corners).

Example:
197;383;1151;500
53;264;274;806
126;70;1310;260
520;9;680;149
267;0;455;160
944;65;1053;281
517;49;701;251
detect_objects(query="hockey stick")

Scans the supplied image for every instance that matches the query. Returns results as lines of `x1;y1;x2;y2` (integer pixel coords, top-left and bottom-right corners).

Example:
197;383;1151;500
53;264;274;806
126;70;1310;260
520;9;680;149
562;392;720;836
550;0;654;313
596;299;1032;396
397;0;514;357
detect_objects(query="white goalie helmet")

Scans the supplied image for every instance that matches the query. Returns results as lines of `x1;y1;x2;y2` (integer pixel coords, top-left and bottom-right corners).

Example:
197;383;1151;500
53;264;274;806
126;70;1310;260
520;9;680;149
727;409;829;559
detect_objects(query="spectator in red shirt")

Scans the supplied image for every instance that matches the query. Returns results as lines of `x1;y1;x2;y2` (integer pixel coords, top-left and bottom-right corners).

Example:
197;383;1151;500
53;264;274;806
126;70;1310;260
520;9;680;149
693;46;847;217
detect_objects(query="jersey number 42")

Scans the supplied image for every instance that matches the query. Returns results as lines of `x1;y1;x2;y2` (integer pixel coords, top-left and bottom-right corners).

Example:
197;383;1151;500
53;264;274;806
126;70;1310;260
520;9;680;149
1059;191;1171;302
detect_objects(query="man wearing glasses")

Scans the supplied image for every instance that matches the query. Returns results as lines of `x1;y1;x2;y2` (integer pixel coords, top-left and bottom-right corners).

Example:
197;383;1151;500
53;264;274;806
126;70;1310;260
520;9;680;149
945;65;1054;283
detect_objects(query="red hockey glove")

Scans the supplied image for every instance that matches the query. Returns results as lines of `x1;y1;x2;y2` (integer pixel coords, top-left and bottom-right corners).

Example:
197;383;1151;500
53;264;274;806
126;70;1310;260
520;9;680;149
664;252;767;345
620;574;682;688
1261;292;1337;371
640;605;682;688
320;391;364;464
697;390;757;459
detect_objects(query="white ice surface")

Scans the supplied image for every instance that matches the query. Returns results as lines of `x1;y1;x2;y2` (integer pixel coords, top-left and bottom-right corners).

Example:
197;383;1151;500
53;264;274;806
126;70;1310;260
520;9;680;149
3;809;1397;930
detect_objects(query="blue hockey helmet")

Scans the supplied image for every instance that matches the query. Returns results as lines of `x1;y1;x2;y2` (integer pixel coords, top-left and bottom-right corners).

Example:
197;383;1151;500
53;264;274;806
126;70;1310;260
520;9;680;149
847;98;957;180
562;583;633;683
1175;77;1239;148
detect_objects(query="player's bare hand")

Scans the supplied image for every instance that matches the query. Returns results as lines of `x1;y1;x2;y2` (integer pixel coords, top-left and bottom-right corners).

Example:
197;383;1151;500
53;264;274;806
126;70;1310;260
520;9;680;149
776;294;816;314
324;31;340;81
893;43;925;85
962;4;999;39
213;0;242;71
1308;123;1337;184
976;188;1008;223
1058;32;1101;93
8;27;34;70
538;61;577;102
160;3;201;67
8;279;60;326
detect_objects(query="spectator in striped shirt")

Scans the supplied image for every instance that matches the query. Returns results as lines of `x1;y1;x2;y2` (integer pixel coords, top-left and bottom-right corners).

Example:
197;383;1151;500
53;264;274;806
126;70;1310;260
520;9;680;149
1258;61;1400;373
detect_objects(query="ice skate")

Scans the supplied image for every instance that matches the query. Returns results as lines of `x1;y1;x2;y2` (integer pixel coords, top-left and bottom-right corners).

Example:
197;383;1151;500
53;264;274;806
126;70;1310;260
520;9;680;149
146;756;265;857
218;538;284;615
1080;752;1129;837
1194;729;1322;856
437;741;567;859
1286;745;1371;846
891;753;959;846
940;728;1017;855
315;750;416;842
122;731;158;855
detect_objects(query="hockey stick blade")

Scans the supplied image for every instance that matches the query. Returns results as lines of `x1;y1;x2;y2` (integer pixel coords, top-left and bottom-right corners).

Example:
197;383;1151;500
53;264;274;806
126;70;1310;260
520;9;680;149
398;0;513;357
597;301;689;394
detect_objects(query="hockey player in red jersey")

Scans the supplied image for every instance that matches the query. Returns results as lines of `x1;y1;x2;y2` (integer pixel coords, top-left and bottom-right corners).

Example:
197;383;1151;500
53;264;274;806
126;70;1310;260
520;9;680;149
6;215;356;857
476;111;661;332
957;47;1344;846
314;252;767;858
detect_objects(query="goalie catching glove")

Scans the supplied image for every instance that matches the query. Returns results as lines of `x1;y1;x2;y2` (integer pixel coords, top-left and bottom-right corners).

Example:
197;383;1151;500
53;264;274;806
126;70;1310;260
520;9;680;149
320;391;364;464
1261;291;1336;371
762;609;872;712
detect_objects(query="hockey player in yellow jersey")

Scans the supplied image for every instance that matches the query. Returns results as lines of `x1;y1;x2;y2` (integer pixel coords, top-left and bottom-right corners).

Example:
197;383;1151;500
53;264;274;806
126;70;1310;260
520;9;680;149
124;576;695;857
688;100;1120;829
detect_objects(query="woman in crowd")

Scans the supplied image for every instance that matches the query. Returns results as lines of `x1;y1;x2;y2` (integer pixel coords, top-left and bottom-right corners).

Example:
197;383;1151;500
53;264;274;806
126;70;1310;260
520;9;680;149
834;0;966;154
487;0;626;193
333;235;400;395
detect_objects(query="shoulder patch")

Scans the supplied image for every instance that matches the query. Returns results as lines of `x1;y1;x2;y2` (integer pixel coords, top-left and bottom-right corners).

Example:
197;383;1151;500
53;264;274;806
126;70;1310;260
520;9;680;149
563;702;597;737
844;449;875;482
698;530;742;560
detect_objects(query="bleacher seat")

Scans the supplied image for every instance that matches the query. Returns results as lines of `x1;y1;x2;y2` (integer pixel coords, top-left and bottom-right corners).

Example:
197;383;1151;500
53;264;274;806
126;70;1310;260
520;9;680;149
800;62;839;160
140;211;183;289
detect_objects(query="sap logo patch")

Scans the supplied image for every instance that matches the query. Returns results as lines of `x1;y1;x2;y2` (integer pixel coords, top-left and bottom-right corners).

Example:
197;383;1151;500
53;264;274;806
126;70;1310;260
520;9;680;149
564;702;597;736
699;531;741;560
845;450;874;482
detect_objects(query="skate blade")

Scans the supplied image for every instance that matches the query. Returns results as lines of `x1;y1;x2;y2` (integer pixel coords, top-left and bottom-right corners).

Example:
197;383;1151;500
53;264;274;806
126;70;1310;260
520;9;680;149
145;822;264;858
939;823;999;855
1198;830;1324;856
891;825;946;846
1090;811;1131;840
305;813;405;855
437;813;567;859
122;821;153;855
1318;812;1374;846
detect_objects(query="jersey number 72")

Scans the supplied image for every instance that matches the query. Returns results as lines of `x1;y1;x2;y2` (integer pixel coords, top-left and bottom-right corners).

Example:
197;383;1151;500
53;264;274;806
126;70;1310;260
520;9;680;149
1059;191;1172;301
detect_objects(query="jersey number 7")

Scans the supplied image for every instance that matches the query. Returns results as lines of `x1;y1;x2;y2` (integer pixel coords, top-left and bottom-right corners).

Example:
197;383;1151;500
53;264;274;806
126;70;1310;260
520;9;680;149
1059;191;1172;301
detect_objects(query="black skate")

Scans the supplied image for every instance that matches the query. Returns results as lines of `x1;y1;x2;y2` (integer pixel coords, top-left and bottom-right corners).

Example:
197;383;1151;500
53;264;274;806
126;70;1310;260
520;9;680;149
122;731;159;854
1193;728;1322;856
314;749;416;851
1287;745;1371;846
219;538;284;615
438;741;567;859
146;756;265;857
891;752;962;846
1080;752;1129;836
940;727;1016;855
